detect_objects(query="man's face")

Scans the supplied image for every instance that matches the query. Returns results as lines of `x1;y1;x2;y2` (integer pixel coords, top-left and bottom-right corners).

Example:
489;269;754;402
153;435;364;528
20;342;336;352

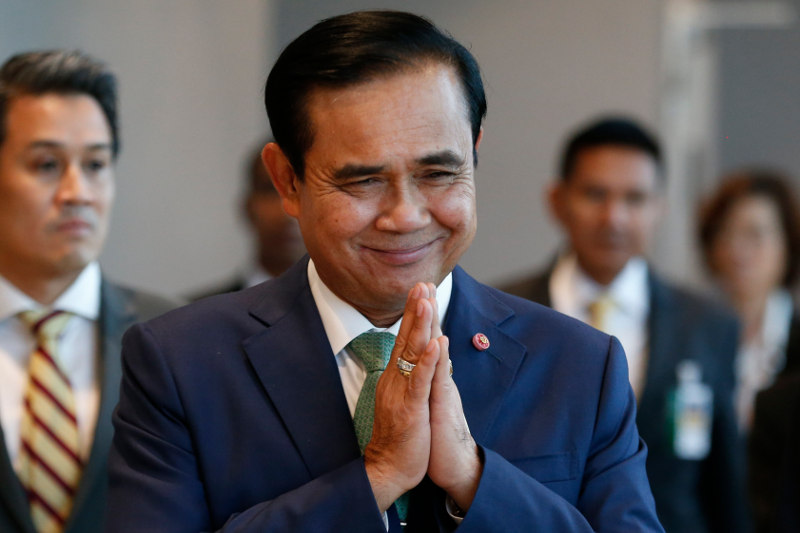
245;165;305;276
0;93;114;286
277;64;478;323
550;145;662;285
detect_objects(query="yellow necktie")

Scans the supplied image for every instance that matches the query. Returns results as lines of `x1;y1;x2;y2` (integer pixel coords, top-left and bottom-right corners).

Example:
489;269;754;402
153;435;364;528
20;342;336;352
587;294;615;331
17;310;82;533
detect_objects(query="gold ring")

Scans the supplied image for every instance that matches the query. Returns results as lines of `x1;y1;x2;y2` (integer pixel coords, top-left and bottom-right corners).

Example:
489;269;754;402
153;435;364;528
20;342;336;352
396;357;416;377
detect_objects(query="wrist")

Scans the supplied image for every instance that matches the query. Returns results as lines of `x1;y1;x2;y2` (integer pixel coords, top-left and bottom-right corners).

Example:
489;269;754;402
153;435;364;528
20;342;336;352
443;442;483;511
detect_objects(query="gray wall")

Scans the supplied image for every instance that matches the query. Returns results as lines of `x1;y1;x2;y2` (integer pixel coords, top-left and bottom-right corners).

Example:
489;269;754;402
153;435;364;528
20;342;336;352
0;2;273;298
716;0;800;181
275;1;663;287
1;2;666;296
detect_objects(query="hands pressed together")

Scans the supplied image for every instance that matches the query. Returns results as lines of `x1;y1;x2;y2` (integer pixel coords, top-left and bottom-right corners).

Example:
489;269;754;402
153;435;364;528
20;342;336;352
364;282;483;515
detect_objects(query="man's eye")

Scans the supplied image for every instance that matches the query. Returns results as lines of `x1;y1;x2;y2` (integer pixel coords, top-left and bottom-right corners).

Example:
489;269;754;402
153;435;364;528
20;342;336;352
32;158;62;175
85;159;108;173
582;188;605;201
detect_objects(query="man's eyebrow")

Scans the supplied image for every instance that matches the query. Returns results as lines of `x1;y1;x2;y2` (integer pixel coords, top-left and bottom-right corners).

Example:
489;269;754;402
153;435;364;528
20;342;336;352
332;163;387;181
27;140;113;152
417;150;466;167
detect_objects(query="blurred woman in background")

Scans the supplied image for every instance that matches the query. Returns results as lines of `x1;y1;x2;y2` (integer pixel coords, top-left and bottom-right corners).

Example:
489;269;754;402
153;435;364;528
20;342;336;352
699;168;800;432
699;168;800;532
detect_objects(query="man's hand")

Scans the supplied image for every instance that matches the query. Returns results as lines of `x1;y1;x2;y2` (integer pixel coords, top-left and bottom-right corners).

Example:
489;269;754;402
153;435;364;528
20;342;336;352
364;283;440;511
425;282;483;513
427;332;482;512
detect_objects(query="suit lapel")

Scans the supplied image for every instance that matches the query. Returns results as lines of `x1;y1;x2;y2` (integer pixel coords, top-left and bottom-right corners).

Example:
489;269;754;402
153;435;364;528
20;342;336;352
639;273;676;418
243;260;359;479
445;267;526;443
66;281;131;530
0;434;35;533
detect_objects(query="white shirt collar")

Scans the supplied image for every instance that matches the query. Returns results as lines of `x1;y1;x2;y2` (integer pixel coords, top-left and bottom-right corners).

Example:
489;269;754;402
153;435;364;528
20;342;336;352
752;289;793;351
551;252;649;317
0;262;102;321
307;259;452;356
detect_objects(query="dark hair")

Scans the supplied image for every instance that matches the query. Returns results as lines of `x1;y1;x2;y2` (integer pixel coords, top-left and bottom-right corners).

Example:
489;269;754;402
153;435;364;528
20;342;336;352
559;116;662;181
0;50;119;157
265;10;486;178
698;168;800;287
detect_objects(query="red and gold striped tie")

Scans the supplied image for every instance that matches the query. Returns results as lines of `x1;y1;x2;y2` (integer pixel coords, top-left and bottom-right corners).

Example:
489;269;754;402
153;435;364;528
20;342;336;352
17;310;82;533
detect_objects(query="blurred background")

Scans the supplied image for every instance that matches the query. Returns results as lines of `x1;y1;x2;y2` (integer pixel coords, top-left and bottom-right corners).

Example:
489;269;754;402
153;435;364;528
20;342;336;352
1;0;797;298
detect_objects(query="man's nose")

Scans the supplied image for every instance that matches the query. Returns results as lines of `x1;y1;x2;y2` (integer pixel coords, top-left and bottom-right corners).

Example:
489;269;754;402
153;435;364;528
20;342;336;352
375;182;431;233
600;199;628;227
55;163;94;205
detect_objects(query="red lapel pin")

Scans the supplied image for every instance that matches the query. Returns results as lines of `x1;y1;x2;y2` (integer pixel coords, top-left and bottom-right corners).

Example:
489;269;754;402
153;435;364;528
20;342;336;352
472;333;490;351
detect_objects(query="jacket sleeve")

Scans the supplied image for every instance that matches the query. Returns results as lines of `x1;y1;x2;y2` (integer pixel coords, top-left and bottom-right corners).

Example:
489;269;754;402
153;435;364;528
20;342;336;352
104;322;389;533
455;337;664;532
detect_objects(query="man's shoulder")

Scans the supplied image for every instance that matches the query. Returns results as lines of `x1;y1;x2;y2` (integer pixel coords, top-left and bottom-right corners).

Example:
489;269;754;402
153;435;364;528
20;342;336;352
455;267;609;352
648;272;738;328
495;267;552;304
101;279;183;322
185;276;245;302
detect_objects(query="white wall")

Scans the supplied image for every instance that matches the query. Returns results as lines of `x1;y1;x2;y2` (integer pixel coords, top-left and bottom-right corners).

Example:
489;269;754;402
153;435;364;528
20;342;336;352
0;2;274;298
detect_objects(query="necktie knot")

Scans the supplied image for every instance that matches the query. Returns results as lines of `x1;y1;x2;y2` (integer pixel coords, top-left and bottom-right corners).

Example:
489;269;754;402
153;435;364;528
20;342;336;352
348;331;395;373
587;294;615;331
19;310;73;360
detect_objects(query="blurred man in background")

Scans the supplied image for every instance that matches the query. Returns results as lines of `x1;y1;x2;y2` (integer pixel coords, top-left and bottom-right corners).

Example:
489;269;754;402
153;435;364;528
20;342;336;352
189;140;305;299
503;116;747;533
0;50;176;533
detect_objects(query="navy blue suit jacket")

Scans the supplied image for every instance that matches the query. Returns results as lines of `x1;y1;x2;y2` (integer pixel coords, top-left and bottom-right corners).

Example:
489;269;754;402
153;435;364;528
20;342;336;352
106;260;663;532
502;265;747;533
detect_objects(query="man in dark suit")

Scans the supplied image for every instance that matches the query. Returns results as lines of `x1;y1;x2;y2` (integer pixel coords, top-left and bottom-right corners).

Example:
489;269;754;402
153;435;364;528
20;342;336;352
188;140;305;300
0;50;176;533
749;375;800;533
503;117;746;533
106;12;663;532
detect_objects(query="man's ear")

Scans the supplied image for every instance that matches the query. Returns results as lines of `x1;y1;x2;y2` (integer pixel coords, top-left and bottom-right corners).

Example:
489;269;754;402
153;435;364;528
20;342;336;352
262;143;301;218
547;181;567;225
474;127;484;153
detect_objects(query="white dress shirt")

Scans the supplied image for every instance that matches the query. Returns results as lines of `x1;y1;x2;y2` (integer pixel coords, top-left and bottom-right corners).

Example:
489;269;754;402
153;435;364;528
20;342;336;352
308;260;455;526
308;260;452;416
735;289;793;432
0;262;102;470
550;253;650;399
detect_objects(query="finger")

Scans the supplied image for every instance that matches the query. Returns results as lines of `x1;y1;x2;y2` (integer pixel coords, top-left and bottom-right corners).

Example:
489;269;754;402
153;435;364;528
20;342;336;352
392;283;428;358
405;337;439;402
431;336;451;386
401;297;434;365
427;282;443;338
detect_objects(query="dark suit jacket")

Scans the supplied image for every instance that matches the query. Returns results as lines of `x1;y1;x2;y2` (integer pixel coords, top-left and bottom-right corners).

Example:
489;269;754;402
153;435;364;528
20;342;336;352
187;276;246;302
749;331;800;533
106;258;664;532
0;280;177;533
502;266;747;533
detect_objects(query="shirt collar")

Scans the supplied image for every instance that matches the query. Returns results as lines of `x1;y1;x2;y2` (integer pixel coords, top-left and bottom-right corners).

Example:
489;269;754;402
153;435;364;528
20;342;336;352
0;262;102;321
552;252;649;316
307;259;452;356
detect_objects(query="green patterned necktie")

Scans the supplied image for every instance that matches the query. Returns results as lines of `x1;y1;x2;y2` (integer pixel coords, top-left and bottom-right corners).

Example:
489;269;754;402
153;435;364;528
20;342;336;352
348;331;409;523
349;331;395;453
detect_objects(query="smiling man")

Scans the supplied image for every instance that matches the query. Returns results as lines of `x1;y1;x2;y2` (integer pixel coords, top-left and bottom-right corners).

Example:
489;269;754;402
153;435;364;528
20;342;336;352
107;13;663;532
503;117;747;532
0;50;177;533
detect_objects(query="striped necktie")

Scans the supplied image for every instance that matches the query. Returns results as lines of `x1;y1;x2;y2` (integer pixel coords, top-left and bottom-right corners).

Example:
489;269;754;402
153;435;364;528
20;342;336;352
348;331;410;523
587;293;615;331
17;310;82;533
